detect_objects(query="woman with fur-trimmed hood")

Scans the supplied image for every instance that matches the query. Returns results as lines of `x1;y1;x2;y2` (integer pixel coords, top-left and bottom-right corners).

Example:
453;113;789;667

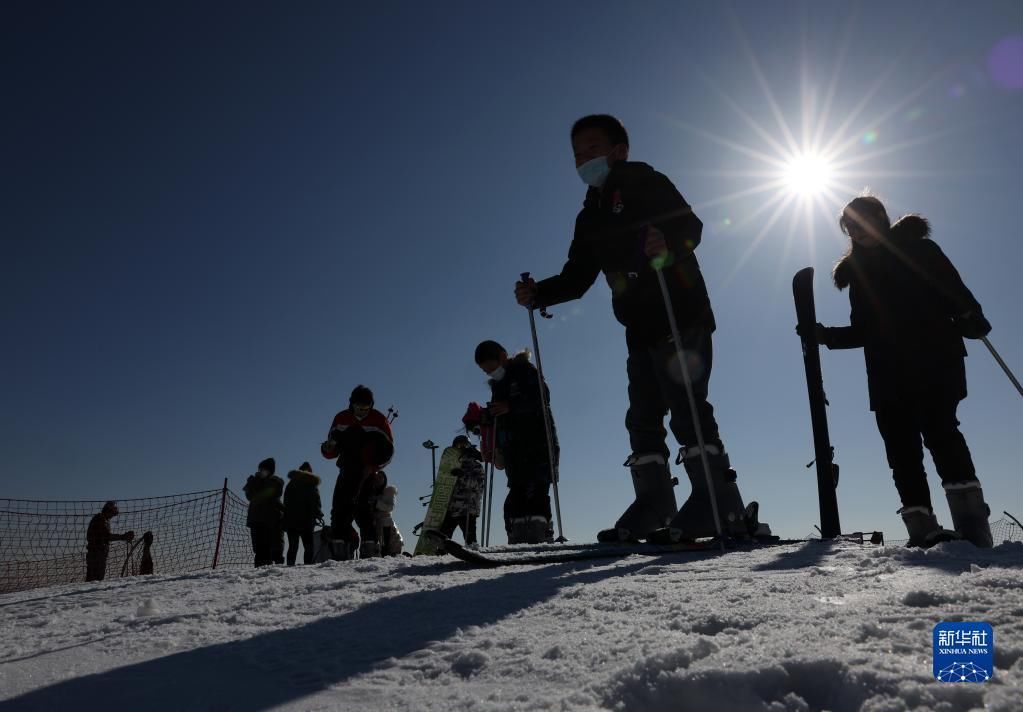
807;196;994;548
283;462;322;565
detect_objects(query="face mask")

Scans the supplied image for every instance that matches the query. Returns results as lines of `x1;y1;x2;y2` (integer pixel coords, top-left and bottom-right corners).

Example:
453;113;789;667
488;366;506;382
352;405;371;421
577;156;611;187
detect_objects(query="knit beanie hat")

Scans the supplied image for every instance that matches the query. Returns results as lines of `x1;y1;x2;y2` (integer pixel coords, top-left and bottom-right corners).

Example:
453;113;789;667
257;457;276;475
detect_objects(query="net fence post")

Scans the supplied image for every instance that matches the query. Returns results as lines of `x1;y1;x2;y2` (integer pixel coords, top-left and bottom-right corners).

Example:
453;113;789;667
212;478;228;569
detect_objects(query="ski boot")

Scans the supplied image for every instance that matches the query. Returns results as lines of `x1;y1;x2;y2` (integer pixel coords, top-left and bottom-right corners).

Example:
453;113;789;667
507;516;554;545
329;524;359;560
898;506;957;548
944;481;994;548
647;445;749;544
359;540;381;558
597;454;678;543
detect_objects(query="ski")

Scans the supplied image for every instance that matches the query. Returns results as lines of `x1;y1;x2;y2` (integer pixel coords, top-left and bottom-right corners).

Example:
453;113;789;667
792;267;842;538
427;531;799;568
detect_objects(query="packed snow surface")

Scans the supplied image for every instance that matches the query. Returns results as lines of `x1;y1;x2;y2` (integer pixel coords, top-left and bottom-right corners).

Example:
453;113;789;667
2;540;1021;711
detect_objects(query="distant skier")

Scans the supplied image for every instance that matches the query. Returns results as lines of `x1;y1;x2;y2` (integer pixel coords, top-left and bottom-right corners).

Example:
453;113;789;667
85;501;134;582
139;531;154;575
514;114;750;543
283;462;323;565
474;340;557;544
806;196;994;548
321;385;395;559
436;435;485;546
243;457;285;566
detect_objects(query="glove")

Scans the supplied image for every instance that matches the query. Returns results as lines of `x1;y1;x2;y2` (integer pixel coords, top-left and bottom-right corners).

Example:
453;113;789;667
795;322;832;347
956;312;991;339
321;440;337;457
124;530;135;542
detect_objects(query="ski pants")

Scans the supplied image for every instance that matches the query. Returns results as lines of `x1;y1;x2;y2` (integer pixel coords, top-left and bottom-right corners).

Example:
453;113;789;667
85;549;108;582
626;324;722;462
501;434;555;525
250;525;283;567
874;399;977;510
286;527;315;565
330;463;367;533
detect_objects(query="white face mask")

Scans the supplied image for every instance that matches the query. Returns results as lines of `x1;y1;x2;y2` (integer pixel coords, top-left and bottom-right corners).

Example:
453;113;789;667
488;366;506;382
577;156;611;187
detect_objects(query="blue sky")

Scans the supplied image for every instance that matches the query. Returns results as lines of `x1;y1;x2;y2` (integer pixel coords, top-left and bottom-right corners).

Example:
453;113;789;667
4;1;1022;543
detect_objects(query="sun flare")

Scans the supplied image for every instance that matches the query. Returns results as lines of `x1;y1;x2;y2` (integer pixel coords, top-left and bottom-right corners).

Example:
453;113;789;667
783;152;834;198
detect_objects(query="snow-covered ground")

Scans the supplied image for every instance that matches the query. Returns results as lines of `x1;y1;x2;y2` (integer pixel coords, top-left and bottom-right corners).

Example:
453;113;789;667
2;540;1021;711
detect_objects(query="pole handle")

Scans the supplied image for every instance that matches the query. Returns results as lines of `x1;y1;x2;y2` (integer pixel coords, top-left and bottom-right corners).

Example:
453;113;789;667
520;271;552;319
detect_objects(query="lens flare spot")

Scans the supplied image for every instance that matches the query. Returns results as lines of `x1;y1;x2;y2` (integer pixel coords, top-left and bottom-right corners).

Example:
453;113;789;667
988;36;1023;90
666;350;706;386
861;131;878;145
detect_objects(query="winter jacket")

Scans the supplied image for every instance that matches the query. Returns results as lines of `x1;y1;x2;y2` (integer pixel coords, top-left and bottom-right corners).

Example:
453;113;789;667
827;215;983;410
321;408;394;471
534;161;713;349
488;353;558;477
86;514;113;556
449;449;485;517
283;469;323;531
244;472;285;527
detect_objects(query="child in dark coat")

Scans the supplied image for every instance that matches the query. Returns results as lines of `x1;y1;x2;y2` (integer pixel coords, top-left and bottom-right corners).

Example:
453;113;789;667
243;457;285;566
514;114;750;544
474;340;558;544
812;196;994;547
283;462;323;565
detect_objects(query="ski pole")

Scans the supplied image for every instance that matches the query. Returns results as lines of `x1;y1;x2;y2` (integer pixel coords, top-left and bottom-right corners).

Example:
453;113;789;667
486;417;498;546
982;337;1023;399
653;262;725;549
521;271;566;543
478;439;488;545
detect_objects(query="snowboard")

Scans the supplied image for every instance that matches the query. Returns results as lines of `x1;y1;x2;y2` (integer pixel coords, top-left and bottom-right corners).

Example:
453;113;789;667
426;530;798;568
413;446;462;555
792;267;842;538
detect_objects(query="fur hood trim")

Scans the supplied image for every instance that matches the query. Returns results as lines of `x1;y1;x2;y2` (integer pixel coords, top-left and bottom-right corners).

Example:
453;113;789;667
288;469;321;485
833;214;930;289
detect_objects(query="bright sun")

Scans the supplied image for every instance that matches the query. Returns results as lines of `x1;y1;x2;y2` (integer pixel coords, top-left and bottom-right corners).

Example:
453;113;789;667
783;152;834;197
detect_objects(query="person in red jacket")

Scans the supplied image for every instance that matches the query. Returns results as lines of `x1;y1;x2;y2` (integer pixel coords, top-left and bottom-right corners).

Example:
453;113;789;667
321;385;394;559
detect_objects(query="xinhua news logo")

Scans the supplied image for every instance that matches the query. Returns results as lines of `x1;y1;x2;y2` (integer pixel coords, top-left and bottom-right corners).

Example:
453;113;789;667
933;622;994;683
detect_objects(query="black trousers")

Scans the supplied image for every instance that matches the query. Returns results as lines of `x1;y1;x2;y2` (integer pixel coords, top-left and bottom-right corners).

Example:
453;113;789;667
874;399;976;510
85;550;108;582
286;528;315;565
626;325;722;461
250;525;284;567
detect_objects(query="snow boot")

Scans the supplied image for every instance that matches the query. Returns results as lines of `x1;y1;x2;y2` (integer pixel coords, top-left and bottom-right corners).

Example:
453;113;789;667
898;506;957;548
944;481;994;548
597;454;678;543
329;539;353;560
359;540;381;558
508;516;554;545
648;445;748;543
